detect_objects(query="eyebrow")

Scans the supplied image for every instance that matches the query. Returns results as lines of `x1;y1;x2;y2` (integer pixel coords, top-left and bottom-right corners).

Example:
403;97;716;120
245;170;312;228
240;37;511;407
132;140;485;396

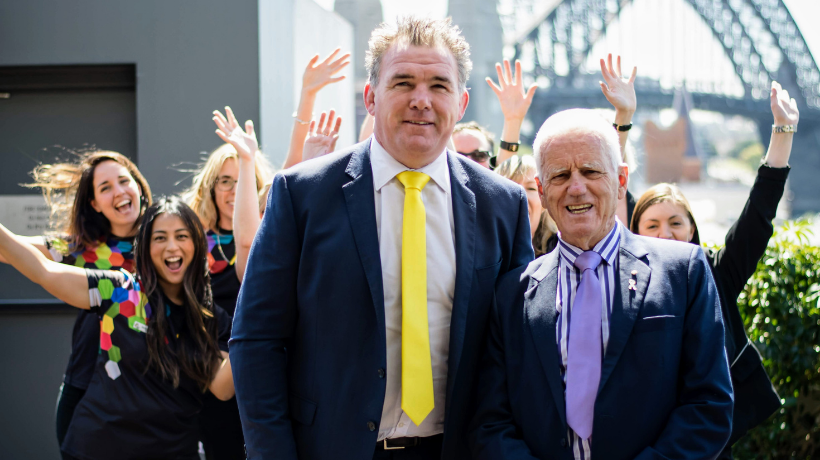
97;175;130;187
389;73;452;85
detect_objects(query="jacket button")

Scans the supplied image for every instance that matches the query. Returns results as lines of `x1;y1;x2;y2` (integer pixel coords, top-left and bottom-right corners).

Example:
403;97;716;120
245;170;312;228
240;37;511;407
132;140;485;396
367;421;377;431
560;437;567;447
377;368;386;378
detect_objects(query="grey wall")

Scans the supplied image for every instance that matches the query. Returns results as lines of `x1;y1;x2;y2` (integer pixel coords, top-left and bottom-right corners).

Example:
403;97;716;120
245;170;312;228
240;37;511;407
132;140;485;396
0;2;261;458
0;0;261;196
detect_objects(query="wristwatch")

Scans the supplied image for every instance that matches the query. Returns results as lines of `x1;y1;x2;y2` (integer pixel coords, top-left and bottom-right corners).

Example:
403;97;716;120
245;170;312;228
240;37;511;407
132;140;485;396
772;124;797;133
500;140;519;152
613;123;632;132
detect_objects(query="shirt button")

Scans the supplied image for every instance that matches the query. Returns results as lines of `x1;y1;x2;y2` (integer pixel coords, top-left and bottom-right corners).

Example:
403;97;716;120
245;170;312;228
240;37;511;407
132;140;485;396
367;421;377;431
398;422;405;428
560;437;567;447
377;368;386;378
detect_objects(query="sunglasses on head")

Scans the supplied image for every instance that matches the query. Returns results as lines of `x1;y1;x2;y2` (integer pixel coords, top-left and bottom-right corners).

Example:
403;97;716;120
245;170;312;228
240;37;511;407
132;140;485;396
457;149;492;163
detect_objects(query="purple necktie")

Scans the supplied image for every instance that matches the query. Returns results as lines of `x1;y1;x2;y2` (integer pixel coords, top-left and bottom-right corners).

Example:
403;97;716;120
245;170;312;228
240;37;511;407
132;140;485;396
566;250;603;440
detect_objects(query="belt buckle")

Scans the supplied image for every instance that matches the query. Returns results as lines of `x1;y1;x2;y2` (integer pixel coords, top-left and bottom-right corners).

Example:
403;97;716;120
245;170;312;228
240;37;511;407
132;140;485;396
383;439;405;450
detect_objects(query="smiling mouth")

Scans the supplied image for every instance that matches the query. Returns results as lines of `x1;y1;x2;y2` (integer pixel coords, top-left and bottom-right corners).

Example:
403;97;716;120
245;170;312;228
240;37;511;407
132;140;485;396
115;199;132;214
405;120;433;126
165;256;182;272
567;204;592;214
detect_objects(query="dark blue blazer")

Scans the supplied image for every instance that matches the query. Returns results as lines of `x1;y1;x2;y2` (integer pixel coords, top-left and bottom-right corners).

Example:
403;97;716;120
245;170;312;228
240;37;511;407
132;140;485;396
230;141;534;460
469;228;733;460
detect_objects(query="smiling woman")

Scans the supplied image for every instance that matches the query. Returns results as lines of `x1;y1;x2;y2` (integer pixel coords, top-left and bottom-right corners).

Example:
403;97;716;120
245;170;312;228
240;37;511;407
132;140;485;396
0;196;234;460
0;150;153;451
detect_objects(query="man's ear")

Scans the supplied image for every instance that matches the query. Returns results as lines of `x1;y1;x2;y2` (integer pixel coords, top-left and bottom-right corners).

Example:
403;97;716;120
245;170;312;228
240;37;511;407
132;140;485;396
364;82;376;116
617;163;629;200
457;89;470;121
536;176;548;208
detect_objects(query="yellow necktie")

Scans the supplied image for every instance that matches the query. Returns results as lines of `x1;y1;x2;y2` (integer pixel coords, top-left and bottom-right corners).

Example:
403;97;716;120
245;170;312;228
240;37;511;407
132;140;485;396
396;171;434;426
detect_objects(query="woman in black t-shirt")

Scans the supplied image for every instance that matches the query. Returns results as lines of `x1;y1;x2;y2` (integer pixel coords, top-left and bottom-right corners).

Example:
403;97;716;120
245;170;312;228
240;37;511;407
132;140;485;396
184;107;273;460
0;196;234;460
0;151;152;451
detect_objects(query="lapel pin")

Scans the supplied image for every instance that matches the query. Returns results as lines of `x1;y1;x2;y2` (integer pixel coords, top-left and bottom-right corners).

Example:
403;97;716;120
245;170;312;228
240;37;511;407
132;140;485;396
628;270;638;291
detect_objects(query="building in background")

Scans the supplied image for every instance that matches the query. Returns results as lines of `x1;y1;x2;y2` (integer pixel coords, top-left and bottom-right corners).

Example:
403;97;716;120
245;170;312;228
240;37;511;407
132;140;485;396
0;2;352;458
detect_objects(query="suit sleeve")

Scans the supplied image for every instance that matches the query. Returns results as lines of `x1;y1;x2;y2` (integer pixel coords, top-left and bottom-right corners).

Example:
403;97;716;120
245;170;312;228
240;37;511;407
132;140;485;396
635;246;734;459
230;173;300;460
468;272;540;460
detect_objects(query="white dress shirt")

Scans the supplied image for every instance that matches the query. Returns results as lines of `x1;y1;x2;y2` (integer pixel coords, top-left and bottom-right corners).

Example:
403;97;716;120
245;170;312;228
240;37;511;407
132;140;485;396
369;136;457;441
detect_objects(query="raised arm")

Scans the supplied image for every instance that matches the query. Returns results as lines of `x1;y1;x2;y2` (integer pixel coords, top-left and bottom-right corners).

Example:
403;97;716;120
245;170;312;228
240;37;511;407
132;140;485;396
713;80;798;302
0;235;52;264
213;106;263;281
303;110;342;162
0;223;90;308
599;54;637;155
282;49;350;169
763;80;799;168
599;54;637;224
486;59;538;165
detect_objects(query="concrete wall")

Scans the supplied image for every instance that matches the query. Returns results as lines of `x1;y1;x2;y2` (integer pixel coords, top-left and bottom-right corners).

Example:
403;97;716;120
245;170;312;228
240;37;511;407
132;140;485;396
260;0;356;164
0;0;261;196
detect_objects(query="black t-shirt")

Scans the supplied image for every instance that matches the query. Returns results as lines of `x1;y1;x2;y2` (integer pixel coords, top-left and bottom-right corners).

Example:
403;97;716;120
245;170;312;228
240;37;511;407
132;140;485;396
206;228;240;316
61;269;231;460
45;235;137;390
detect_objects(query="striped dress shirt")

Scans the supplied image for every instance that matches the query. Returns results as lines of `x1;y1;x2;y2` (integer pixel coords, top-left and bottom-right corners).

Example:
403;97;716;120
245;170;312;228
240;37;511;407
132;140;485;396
556;222;622;459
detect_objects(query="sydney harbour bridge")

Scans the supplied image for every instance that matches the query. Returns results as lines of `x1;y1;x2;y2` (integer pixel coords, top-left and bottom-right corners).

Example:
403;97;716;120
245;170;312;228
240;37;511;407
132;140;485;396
336;0;820;215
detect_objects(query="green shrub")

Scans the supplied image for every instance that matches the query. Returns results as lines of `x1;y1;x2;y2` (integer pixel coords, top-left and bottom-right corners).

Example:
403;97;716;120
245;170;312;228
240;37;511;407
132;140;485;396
731;218;820;459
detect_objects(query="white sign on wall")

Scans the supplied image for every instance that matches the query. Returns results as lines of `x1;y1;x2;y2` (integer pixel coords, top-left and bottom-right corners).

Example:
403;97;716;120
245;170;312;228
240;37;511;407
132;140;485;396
0;195;52;235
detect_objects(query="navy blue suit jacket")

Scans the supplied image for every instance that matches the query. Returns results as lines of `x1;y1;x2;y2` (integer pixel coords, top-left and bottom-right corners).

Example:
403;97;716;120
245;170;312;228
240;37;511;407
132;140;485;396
469;228;733;459
230;141;534;459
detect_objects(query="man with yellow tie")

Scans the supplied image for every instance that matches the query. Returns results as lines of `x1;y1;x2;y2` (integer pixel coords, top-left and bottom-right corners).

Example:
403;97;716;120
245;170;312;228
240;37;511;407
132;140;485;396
230;16;535;460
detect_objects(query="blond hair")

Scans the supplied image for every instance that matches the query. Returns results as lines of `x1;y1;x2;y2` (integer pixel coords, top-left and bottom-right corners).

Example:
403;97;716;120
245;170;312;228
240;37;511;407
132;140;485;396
366;16;472;92
182;144;273;231
495;155;557;256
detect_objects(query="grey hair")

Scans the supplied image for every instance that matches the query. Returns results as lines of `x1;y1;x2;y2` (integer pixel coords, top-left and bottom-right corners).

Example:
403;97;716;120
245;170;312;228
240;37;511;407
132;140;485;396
365;16;472;93
532;109;622;179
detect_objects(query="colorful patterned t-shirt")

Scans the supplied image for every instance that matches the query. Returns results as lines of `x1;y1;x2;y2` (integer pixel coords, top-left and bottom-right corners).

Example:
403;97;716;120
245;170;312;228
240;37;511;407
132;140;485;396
44;234;137;390
206;229;241;316
61;269;231;460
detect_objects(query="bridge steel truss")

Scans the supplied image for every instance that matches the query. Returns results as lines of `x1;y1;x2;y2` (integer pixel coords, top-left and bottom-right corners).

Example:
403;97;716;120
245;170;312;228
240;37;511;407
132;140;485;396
511;0;820;214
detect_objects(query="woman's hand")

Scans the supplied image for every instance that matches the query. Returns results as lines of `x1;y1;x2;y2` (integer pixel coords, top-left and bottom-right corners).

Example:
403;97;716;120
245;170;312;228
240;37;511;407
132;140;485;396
486;59;537;124
303;110;342;161
599;54;637;117
771;81;799;126
213;106;259;162
302;48;351;96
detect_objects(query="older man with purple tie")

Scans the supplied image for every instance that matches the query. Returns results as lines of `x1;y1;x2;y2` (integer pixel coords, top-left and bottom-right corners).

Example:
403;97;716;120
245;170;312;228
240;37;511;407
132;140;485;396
468;109;733;459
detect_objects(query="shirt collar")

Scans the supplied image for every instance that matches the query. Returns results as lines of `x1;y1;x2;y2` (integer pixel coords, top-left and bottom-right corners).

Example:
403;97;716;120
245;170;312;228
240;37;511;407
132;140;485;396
369;136;451;194
557;219;622;268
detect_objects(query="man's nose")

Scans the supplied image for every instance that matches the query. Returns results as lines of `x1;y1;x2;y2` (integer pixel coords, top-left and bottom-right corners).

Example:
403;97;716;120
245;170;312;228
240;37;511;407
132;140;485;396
566;174;587;196
409;86;432;111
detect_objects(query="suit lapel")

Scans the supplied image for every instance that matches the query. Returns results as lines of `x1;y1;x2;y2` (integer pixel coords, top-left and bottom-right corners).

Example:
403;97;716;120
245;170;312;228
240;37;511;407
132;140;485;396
342;145;387;348
598;229;651;393
525;250;567;427
445;154;476;399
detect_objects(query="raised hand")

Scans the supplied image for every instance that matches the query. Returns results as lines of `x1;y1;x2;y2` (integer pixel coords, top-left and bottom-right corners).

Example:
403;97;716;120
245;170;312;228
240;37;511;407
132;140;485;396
770;81;799;126
303;110;342;161
302;48;351;96
213;106;259;161
486;59;538;123
599;54;637;115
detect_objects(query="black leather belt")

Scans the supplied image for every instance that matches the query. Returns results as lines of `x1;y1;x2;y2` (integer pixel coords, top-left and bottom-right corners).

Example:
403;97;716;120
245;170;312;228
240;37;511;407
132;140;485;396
377;435;442;450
